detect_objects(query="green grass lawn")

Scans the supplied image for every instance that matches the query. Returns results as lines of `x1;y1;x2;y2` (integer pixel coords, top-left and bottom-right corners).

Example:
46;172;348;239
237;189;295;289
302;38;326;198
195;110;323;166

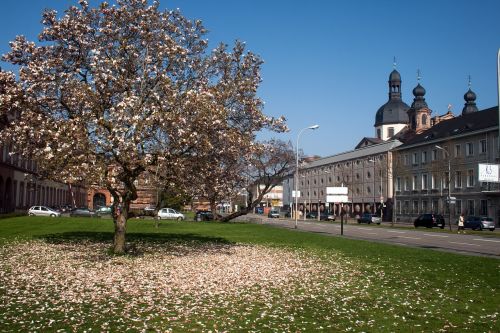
0;216;499;332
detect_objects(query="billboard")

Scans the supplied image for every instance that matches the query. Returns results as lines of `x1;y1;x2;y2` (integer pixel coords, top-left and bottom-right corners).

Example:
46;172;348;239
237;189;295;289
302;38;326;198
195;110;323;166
326;187;348;195
478;164;500;183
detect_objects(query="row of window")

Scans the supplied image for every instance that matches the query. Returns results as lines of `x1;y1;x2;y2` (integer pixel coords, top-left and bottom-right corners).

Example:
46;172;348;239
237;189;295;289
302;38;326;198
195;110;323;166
1;144;38;173
396;169;476;191
396;199;488;216
302;155;386;176
303;184;383;198
10;180;85;209
402;139;487;166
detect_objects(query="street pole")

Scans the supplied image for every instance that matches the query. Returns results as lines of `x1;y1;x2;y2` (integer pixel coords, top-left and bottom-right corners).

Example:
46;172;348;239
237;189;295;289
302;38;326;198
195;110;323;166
294;125;319;229
497;48;500;153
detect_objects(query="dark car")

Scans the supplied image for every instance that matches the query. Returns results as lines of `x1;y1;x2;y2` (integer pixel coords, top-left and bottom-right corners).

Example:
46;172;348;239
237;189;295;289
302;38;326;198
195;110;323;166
268;209;280;218
306;211;335;221
255;207;264;214
357;213;381;224
195;210;214;221
464;216;496;231
414;213;445;229
70;207;97;218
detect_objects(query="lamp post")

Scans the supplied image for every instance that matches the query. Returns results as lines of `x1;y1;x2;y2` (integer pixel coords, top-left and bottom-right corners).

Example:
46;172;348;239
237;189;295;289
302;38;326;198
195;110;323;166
435;145;452;231
295;124;319;229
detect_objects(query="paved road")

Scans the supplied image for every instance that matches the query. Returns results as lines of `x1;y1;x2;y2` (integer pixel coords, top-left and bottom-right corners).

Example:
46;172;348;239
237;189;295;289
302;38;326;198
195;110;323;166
239;215;500;258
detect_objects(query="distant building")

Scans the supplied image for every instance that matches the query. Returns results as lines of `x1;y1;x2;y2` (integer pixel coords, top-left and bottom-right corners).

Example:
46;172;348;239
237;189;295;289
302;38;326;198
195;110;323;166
392;80;500;223
285;65;500;226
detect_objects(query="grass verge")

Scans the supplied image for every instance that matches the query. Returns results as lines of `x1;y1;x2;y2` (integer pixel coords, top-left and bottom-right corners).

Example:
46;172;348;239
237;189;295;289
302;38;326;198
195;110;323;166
0;216;498;332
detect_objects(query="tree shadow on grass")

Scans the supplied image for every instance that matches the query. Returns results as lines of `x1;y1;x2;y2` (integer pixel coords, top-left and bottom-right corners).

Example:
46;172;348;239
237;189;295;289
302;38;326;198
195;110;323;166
34;231;236;257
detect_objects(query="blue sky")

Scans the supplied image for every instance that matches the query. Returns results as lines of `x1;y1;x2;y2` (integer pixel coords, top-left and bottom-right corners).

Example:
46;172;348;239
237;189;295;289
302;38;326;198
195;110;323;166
1;0;499;157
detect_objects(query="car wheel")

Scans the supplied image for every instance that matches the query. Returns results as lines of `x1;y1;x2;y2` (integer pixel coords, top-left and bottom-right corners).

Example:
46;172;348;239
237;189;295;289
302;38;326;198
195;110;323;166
489;228;495;231
357;220;361;224
439;226;444;229
157;216;162;220
50;214;56;217
478;225;483;231
177;217;183;221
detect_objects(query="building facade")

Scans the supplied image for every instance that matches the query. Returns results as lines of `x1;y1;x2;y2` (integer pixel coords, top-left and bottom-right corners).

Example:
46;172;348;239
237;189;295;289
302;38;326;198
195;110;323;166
393;101;500;224
0;143;87;213
283;140;402;220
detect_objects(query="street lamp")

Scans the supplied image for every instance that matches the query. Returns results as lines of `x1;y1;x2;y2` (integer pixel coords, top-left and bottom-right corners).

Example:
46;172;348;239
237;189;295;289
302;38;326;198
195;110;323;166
435;145;453;231
295;124;319;229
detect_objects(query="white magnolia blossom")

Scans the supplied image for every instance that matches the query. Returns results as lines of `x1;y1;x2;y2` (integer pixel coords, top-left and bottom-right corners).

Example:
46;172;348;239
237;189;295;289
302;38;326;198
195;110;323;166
0;0;286;253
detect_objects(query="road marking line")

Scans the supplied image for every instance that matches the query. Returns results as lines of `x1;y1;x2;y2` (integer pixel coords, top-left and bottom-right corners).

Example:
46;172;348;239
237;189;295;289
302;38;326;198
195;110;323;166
399;236;421;240
423;233;449;238
387;230;406;234
449;241;480;247
363;232;378;235
473;238;500;243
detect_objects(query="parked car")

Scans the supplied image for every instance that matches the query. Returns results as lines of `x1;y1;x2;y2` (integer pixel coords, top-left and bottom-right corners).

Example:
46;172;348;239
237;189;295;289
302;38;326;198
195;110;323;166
143;205;156;216
195;210;214;221
414;213;445;229
268;209;280;218
70;207;97;218
306;211;335;221
27;206;61;217
464;216;496;231
357;213;381;224
255;207;264;214
95;206;112;216
157;208;185;220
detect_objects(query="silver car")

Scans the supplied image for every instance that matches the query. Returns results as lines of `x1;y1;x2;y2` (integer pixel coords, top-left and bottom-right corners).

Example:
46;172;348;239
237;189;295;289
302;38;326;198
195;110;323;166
28;206;61;217
464;216;496;231
157;208;185;221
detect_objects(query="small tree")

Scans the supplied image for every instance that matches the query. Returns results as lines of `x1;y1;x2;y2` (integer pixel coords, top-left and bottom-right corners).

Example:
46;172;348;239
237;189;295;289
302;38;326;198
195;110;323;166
220;139;295;222
0;0;284;253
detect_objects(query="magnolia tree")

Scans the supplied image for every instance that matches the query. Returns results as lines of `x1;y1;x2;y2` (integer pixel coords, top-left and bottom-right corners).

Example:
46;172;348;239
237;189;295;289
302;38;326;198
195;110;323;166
0;0;285;254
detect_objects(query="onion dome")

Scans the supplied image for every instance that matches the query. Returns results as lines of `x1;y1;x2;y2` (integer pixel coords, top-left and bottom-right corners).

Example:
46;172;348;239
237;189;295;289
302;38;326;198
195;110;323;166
410;83;428;110
462;88;478;115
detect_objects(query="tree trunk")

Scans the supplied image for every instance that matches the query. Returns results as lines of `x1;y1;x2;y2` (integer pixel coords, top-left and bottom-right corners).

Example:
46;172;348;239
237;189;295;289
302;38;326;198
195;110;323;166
220;207;250;222
113;201;129;254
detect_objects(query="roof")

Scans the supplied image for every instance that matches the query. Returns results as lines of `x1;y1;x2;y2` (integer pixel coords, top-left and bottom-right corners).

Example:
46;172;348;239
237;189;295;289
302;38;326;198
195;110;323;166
355;137;384;149
303;140;403;169
396;106;498;149
375;97;410;127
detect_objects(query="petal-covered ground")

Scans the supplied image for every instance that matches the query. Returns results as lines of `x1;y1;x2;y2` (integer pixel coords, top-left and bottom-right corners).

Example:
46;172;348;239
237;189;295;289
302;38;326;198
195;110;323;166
0;239;497;332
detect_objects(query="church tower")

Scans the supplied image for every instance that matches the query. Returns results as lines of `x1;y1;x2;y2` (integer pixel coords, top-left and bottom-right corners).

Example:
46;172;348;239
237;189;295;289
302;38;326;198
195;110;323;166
374;61;410;140
407;71;432;134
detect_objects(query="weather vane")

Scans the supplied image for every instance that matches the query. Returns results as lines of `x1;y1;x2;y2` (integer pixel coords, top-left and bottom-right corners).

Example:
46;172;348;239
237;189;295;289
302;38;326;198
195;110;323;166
417;69;421;83
393;56;397;69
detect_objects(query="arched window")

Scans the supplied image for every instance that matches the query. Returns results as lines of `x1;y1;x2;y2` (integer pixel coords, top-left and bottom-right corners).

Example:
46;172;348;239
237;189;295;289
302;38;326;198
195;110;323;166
422;114;427;125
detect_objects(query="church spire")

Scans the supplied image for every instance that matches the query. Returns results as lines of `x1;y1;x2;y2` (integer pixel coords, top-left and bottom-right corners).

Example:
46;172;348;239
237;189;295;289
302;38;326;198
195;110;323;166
462;75;478;115
388;59;402;100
